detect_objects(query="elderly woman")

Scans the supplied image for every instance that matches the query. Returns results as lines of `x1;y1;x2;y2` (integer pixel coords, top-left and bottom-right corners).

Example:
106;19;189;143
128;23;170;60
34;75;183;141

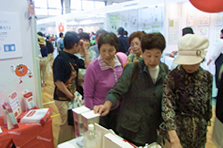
127;31;146;63
84;33;124;132
94;33;168;146
160;34;212;148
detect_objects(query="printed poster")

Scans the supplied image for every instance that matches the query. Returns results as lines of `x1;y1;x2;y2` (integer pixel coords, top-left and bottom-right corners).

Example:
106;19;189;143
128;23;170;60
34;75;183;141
198;27;209;38
108;15;120;33
168;19;179;45
215;14;223;26
199;13;210;26
0;12;23;60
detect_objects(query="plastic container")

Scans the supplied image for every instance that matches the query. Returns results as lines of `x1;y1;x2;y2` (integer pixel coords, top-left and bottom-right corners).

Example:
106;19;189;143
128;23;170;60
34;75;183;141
83;124;101;148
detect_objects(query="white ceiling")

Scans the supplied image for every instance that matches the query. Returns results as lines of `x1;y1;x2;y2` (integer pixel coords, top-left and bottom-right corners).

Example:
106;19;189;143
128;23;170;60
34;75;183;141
82;0;135;3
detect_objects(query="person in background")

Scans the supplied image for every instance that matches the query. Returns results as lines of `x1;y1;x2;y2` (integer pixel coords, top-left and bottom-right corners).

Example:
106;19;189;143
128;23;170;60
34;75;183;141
78;28;83;34
207;28;223;88
45;36;55;66
57;32;64;53
37;35;50;87
75;32;97;95
117;27;129;55
89;29;107;58
127;31;146;63
84;33;124;133
94;33;168;146
90;32;96;45
169;27;195;70
124;30;128;37
212;72;223;148
160;34;212;148
53;31;90;144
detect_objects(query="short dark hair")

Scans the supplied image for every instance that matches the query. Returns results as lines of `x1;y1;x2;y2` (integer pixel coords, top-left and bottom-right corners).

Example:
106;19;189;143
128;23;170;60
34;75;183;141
98;33;119;52
141;33;166;53
117;27;124;35
64;32;80;50
221;28;223;34
79;32;90;41
78;28;83;31
96;29;107;37
124;30;128;36
37;32;44;37
59;32;63;37
128;31;146;44
182;27;194;36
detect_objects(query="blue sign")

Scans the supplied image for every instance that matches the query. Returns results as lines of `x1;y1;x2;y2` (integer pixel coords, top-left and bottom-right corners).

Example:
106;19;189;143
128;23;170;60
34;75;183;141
4;44;16;52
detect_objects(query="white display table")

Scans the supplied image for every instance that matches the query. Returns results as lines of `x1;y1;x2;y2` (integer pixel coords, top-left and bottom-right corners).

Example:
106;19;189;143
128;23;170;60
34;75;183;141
58;137;82;148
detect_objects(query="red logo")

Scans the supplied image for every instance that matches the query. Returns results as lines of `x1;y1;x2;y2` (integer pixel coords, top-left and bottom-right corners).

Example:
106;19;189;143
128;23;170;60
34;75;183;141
10;92;17;99
24;92;33;98
27;110;36;117
28;97;33;102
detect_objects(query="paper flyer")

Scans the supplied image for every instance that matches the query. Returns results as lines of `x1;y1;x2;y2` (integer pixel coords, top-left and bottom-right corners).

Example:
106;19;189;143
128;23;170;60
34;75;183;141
8;91;21;118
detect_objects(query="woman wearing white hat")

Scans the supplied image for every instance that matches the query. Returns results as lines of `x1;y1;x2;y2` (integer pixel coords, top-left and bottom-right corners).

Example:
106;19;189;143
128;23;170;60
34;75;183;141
160;34;213;148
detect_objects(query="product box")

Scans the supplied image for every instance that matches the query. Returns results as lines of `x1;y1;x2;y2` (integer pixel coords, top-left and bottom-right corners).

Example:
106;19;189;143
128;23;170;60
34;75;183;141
72;106;90;137
17;108;52;124
103;133;135;148
22;90;36;110
94;123;116;147
8;91;21;118
81;110;100;132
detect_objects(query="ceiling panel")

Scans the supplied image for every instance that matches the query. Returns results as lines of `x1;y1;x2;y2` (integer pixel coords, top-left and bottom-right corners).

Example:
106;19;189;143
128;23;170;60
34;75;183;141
82;0;135;3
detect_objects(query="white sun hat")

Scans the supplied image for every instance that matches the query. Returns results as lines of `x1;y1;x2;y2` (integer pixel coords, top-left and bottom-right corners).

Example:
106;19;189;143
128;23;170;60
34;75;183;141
174;34;209;65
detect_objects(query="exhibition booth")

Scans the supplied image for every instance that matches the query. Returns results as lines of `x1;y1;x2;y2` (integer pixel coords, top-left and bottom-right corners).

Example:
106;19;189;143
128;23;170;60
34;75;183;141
0;0;223;147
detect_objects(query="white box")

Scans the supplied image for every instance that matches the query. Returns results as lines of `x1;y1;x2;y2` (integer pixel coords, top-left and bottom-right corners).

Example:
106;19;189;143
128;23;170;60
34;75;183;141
103;133;134;148
72;106;90;137
81;110;100;132
94;123;116;148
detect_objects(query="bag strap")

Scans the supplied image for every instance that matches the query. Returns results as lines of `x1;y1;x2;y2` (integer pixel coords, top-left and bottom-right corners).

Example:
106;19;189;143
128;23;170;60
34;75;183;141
131;62;140;84
116;55;123;68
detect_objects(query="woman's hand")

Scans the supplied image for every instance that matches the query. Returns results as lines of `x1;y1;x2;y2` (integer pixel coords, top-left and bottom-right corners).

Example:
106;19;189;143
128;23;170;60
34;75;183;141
93;101;113;116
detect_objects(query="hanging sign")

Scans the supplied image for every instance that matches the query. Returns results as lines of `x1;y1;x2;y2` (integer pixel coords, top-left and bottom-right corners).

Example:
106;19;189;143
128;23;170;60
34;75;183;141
0;12;23;60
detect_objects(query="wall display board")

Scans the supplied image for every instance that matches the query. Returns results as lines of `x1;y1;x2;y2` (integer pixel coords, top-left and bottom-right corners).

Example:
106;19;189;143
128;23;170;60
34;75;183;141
108;15;120;33
198;13;210;26
215;13;223;26
215;26;222;44
168;19;179;45
0;12;23;60
139;6;164;34
198;26;209;38
187;14;194;27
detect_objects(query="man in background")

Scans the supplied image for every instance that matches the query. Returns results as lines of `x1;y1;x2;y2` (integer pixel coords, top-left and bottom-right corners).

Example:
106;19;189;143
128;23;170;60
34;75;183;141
207;28;223;88
117;27;129;55
88;29;107;57
124;30;128;37
57;32;64;53
53;32;90;144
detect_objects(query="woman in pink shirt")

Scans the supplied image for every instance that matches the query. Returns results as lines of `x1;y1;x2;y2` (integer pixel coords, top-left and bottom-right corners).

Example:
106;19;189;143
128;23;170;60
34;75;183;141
84;33;123;132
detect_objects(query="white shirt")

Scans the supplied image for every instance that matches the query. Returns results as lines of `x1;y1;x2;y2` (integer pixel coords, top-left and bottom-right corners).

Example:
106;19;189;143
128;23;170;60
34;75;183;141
149;65;160;84
210;39;223;61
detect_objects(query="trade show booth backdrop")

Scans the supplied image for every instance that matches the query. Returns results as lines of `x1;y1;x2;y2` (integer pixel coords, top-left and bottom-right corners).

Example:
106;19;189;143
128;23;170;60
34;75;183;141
0;1;42;116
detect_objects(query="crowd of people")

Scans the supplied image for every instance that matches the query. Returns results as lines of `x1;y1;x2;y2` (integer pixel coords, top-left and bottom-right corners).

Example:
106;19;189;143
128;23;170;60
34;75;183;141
36;27;223;147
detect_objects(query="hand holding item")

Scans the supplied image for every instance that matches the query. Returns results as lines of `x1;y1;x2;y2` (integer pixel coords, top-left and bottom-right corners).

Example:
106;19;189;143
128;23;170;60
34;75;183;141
93;101;113;116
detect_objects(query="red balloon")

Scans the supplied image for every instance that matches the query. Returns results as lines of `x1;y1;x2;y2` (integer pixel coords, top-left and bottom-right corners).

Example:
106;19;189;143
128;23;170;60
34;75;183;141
189;0;223;13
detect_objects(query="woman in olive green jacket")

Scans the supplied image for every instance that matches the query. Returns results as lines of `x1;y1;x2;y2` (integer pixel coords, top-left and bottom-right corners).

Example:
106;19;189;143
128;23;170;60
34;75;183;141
94;33;168;146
